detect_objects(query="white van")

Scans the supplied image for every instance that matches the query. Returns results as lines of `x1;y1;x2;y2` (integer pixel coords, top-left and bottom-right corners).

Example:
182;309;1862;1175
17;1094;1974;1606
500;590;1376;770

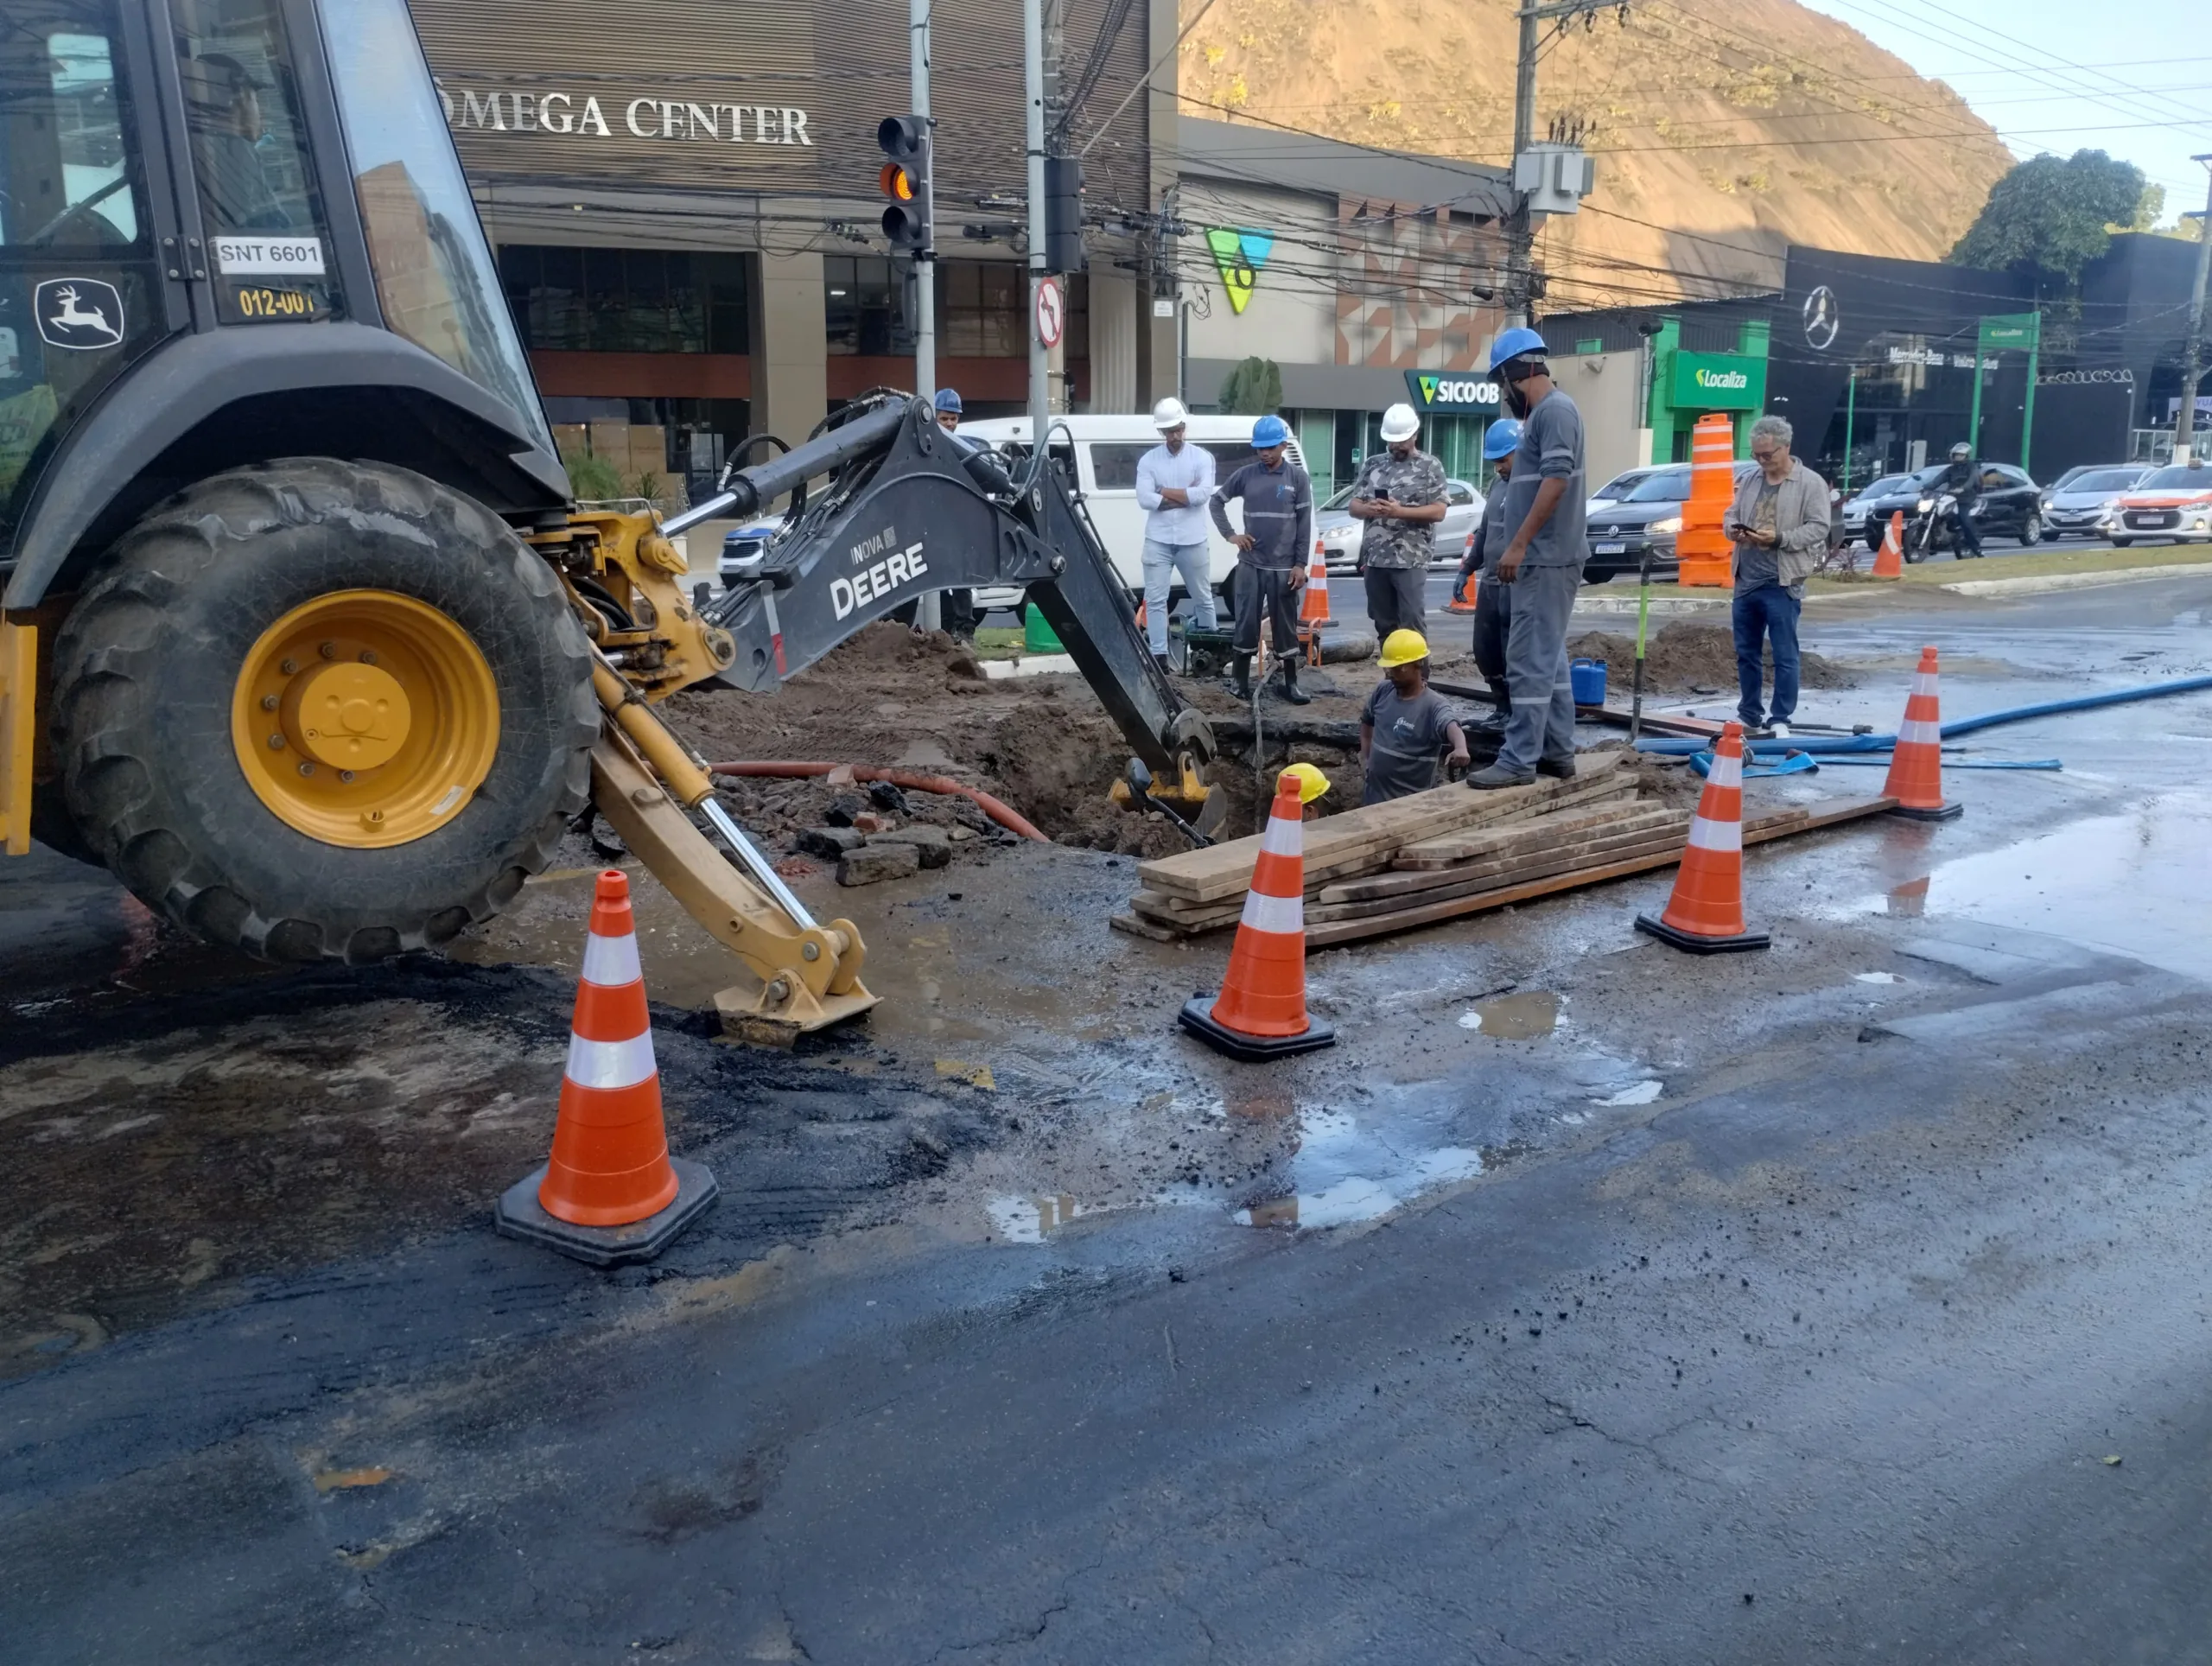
958;413;1311;607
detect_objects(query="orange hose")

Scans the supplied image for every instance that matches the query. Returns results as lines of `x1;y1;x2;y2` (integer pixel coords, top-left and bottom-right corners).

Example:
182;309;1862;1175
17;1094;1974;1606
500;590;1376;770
707;760;1049;843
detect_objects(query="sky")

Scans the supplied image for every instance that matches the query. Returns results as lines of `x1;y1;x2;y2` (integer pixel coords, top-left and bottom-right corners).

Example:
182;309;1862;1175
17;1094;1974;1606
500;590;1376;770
1797;0;2212;219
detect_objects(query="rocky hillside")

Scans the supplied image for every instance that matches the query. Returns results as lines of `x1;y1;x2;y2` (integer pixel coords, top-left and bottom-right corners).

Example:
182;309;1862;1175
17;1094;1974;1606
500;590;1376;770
1179;0;2013;302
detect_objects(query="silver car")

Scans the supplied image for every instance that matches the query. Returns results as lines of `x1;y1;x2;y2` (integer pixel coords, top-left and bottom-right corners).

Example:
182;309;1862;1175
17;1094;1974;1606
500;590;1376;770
2041;465;2147;537
1318;477;1483;575
1840;474;1913;542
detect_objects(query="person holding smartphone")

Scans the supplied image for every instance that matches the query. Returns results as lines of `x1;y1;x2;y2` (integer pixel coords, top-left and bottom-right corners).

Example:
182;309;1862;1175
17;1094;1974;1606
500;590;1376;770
1723;413;1830;736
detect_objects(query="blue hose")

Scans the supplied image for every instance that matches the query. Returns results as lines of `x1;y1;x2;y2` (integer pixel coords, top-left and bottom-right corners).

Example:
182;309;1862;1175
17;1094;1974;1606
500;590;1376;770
1815;756;2063;770
1634;672;2212;755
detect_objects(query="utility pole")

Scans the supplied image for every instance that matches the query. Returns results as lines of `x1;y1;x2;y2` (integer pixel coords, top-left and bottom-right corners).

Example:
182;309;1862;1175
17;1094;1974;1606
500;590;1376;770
1503;0;1613;328
911;0;941;633
1043;0;1068;414
1024;0;1050;442
2177;153;2212;464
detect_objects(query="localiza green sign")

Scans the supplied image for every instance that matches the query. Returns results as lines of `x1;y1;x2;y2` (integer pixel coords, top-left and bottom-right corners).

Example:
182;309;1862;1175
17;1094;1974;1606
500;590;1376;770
1670;350;1764;410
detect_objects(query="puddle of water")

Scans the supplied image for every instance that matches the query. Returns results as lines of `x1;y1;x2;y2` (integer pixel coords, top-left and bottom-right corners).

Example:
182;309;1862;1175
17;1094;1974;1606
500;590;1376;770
1853;797;2212;981
1458;990;1560;1038
1887;878;1929;919
1235;1148;1484;1230
1592;1078;1663;1107
1854;971;1904;985
986;1194;1087;1243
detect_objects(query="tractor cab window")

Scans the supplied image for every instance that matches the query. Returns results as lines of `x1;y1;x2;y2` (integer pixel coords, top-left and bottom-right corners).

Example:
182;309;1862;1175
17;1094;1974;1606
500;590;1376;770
316;0;553;455
0;2;163;543
172;0;339;323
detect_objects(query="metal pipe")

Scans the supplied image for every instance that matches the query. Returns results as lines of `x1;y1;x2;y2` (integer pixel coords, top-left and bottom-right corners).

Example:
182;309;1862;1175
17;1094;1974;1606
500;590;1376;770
683;401;910;527
699;795;820;932
2177;156;2212;462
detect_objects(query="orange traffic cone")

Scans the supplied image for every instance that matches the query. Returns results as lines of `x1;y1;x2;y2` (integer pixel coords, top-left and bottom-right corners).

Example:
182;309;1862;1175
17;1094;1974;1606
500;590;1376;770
495;870;718;1265
1300;540;1332;664
1882;645;1961;821
1871;511;1904;580
1634;721;1770;953
1445;569;1480;614
1179;773;1336;1059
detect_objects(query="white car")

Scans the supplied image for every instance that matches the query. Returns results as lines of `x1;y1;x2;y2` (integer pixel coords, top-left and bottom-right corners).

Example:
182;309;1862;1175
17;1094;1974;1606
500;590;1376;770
1315;477;1484;576
1587;467;1662;517
958;413;1312;610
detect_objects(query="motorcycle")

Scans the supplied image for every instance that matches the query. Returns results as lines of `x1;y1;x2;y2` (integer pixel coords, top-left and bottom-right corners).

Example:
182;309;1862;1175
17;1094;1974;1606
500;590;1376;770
1906;492;1982;563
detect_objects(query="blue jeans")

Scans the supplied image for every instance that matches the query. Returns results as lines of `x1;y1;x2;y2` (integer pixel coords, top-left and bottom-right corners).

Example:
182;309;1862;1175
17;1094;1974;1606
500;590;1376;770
1141;538;1217;654
1732;583;1802;728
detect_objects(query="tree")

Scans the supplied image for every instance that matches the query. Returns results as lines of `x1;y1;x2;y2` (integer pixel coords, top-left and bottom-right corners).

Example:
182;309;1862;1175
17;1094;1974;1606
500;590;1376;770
1217;356;1283;415
1949;150;2148;300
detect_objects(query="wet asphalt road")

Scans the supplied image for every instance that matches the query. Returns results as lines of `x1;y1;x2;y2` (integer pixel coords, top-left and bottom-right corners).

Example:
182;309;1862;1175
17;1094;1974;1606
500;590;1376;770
5;571;2212;1662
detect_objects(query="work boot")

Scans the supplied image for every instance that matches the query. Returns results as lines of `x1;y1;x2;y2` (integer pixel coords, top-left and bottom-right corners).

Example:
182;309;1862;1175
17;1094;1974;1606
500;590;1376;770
1465;762;1536;790
1229;653;1253;701
1536;754;1577;779
1278;658;1312;705
1153;652;1173;677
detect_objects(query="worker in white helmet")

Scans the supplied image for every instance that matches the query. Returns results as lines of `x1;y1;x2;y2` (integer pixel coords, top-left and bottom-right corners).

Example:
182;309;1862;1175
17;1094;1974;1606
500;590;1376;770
1133;396;1217;671
1347;402;1448;640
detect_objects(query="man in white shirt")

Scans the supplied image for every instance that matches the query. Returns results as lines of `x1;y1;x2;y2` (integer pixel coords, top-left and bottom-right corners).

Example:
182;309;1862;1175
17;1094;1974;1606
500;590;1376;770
1133;397;1218;670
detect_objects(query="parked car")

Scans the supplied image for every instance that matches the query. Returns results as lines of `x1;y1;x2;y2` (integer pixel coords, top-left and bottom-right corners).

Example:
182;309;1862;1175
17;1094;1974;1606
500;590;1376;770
2041;465;2147;538
718;522;780;586
1840;474;1913;543
1858;462;2043;550
1582;461;1756;582
1316;477;1482;576
1588;467;1662;516
2106;459;2212;545
958;414;1311;608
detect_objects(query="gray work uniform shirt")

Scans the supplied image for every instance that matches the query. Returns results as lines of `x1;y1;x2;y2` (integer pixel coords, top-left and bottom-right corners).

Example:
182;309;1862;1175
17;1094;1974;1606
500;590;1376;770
1723;457;1830;594
1350;447;1448;570
1210;458;1314;571
1135;442;1217;546
1362;682;1455;804
1501;390;1586;567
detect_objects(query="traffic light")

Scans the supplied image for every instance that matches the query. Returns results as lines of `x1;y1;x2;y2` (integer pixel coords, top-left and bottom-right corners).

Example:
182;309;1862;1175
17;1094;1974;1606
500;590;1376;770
1044;155;1084;274
877;115;932;252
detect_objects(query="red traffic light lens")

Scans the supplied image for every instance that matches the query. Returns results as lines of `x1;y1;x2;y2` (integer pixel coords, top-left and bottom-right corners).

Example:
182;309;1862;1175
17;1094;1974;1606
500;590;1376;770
879;162;916;202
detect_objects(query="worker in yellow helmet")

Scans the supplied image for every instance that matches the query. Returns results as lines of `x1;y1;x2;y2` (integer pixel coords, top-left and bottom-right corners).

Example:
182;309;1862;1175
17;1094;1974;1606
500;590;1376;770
1277;760;1332;819
1361;628;1469;804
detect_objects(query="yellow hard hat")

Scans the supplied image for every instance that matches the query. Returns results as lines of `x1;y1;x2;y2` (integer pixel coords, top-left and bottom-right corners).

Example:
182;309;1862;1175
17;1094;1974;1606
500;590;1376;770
1279;762;1332;804
1378;628;1431;669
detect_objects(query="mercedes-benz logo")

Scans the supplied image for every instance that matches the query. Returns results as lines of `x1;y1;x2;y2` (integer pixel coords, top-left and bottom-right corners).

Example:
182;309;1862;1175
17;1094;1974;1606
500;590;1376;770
1802;284;1840;352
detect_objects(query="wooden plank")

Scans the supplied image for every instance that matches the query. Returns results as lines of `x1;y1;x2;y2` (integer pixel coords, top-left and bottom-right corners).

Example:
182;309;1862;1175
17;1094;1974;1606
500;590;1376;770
1135;756;1637;903
1309;832;1694;922
1109;911;1185;943
1326;817;1694;906
1305;796;1896;948
1390;800;1671;869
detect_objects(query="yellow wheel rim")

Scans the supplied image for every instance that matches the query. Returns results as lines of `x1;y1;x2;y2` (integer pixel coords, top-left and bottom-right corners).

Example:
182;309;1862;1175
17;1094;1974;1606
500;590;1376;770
231;589;499;849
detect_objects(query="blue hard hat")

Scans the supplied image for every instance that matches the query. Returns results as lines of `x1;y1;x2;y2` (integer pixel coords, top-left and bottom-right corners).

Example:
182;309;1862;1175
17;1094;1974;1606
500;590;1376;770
933;387;963;413
1482;418;1523;461
1251;413;1290;448
1486;327;1549;372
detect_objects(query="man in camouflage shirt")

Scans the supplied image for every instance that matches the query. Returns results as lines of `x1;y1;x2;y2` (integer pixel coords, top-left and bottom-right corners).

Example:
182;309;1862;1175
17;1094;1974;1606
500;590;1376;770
1349;402;1448;640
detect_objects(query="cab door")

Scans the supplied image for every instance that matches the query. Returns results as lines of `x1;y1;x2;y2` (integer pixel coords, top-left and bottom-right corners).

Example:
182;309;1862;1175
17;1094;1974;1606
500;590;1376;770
0;1;185;563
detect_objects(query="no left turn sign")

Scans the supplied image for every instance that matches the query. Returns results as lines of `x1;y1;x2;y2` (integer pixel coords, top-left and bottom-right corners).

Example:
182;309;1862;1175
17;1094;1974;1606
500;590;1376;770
1033;277;1065;349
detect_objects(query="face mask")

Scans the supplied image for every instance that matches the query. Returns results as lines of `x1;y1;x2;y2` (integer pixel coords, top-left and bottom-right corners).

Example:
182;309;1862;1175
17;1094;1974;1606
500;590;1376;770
1502;378;1529;419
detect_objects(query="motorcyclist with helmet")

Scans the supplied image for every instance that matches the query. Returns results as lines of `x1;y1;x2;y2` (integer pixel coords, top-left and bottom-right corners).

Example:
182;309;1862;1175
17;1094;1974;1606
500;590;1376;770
1939;441;1984;559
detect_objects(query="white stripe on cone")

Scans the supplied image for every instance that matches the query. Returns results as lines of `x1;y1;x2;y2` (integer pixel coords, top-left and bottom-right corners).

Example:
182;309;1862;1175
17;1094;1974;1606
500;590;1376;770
1238;888;1305;936
581;930;644;989
1260;816;1304;858
1705;749;1744;789
1910;672;1940;696
1897;717;1942;746
1686;814;1742;853
564;1029;658;1091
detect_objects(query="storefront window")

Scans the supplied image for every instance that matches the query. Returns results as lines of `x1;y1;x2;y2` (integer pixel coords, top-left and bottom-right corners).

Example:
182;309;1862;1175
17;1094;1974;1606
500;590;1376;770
317;0;551;451
543;394;748;509
941;260;1023;357
500;245;748;354
823;255;907;355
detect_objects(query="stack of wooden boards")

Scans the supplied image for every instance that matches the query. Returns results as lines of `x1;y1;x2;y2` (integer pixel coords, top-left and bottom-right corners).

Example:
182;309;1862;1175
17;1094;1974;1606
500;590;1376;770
1110;754;1894;949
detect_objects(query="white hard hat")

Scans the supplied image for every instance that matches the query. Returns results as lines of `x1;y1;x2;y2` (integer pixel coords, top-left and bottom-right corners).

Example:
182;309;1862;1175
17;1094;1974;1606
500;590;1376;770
1152;397;1190;430
1380;403;1421;443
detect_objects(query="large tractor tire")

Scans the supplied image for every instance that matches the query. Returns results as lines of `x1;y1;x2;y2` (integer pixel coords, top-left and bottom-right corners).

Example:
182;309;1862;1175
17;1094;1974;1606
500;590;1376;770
50;459;599;963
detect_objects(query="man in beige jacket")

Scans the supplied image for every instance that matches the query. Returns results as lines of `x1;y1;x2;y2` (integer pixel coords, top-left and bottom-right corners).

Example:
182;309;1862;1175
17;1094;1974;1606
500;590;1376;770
1723;413;1830;736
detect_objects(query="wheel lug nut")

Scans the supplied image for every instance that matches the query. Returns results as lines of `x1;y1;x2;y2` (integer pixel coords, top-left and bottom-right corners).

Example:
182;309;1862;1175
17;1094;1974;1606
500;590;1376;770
279;658;298;676
267;734;284;750
359;650;378;665
260;694;278;711
338;770;355;783
361;810;385;828
297;761;315;777
319;641;337;659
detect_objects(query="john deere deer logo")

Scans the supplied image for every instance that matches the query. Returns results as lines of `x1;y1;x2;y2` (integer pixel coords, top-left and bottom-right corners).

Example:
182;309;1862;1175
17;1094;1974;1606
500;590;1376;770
35;278;124;350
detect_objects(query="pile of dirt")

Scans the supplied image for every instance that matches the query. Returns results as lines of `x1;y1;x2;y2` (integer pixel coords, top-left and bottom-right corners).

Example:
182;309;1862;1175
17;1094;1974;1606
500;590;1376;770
1567;622;1854;696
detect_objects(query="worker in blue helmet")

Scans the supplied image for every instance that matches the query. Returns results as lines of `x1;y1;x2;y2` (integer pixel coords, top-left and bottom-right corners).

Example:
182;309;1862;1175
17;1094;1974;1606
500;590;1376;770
1208;413;1314;702
1466;327;1586;788
1453;417;1523;728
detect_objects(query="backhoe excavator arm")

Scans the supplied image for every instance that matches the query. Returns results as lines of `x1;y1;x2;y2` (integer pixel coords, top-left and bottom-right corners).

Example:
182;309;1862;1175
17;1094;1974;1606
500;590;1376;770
577;392;1217;1042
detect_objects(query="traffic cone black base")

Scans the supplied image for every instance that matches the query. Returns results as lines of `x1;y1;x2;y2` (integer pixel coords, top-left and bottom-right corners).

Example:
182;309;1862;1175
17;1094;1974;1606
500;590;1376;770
1885;800;1963;823
495;1157;719;1268
1633;914;1770;955
1179;996;1335;1061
